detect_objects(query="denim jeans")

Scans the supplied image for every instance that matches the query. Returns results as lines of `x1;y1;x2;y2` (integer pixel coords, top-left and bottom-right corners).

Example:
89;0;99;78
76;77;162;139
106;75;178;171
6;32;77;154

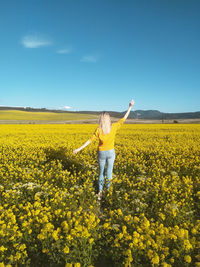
98;149;116;191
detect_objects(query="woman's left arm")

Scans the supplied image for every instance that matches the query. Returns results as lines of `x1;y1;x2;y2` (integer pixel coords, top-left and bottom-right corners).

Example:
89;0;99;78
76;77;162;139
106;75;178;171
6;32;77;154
73;139;91;154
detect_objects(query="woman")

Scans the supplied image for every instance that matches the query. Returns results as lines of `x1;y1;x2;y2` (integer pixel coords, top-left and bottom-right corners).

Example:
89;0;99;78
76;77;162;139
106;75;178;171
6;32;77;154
73;99;134;201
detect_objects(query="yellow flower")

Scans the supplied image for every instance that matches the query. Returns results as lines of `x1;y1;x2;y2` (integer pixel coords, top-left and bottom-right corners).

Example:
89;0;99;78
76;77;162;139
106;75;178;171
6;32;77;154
19;244;26;251
103;223;109;229
133;216;139;223
178;228;185;239
42;248;48;253
184;255;191;263
63;245;70;254
147;249;154;259
151;254;159;265
133;237;138;245
67;211;71;218
52;230;59;241
117;209;123;216
192;228;197;235
67;234;72;241
0;246;7;252
184;240;193;250
172;249;179;257
61;221;69;232
89;238;94;244
143;219;150;228
37;233;45;240
159;213;165;221
122;225;127;233
118;233;123;239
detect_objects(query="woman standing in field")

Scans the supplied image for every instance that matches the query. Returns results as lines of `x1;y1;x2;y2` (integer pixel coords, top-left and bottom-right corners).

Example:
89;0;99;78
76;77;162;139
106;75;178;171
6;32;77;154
73;100;134;201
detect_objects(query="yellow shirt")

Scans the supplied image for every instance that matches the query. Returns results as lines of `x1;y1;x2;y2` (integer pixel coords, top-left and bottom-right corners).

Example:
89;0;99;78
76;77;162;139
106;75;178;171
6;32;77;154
89;118;125;151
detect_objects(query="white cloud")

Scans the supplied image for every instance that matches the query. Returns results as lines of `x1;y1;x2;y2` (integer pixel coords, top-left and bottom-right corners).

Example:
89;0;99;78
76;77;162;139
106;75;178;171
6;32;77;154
80;55;98;63
57;48;71;54
21;34;52;48
64;106;71;109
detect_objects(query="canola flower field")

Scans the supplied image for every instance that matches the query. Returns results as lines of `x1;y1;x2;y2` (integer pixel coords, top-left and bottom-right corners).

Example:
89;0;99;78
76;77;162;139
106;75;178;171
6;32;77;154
0;110;97;121
0;124;200;267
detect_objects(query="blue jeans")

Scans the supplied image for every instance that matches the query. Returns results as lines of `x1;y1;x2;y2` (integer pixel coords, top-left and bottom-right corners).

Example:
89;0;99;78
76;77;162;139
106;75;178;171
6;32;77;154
98;149;116;191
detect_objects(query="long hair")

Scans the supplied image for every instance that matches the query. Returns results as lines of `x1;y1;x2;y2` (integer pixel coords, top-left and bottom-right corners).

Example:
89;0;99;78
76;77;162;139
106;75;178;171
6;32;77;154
99;112;112;135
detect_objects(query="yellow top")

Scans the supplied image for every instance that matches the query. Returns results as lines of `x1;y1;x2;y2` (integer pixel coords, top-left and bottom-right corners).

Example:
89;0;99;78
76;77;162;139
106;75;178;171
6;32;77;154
89;118;125;151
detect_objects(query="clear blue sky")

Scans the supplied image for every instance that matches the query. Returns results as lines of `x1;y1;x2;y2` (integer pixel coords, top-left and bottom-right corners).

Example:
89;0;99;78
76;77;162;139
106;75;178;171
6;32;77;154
0;0;200;113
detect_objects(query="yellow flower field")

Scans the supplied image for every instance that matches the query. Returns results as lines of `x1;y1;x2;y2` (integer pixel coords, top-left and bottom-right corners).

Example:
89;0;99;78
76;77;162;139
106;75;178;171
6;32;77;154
0;110;97;121
0;124;199;266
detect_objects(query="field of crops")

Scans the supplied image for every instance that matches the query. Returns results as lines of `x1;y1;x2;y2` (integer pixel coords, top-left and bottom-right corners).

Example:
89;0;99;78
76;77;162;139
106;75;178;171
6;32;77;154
0;110;97;121
0;124;199;267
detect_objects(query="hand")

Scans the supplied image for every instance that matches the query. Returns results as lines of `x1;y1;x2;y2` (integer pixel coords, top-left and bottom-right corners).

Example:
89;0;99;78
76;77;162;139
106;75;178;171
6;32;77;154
129;99;134;107
73;148;79;154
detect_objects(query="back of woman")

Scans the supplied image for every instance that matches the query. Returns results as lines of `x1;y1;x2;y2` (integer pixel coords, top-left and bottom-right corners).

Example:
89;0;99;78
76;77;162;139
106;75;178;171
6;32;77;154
89;115;125;151
73;100;134;202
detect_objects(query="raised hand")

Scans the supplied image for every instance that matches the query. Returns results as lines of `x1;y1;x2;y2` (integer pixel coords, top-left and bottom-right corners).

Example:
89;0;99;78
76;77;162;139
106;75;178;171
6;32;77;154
73;148;79;154
129;99;135;107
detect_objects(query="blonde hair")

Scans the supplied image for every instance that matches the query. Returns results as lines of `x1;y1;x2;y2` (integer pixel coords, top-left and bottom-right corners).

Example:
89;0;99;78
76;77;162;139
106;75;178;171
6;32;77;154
99;112;111;135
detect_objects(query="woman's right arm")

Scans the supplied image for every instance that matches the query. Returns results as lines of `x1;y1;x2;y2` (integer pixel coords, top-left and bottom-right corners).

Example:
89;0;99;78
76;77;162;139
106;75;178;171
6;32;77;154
123;99;134;120
73;139;91;154
73;127;99;154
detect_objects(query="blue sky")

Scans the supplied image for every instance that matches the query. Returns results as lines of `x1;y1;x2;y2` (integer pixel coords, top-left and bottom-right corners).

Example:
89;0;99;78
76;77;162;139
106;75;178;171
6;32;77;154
0;0;200;113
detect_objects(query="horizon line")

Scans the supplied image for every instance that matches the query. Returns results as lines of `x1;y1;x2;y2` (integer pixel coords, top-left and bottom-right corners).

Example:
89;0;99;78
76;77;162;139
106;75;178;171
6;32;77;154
0;105;199;114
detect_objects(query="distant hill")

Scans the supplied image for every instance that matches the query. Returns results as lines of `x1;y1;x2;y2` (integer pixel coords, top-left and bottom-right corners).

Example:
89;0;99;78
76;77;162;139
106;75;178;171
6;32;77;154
62;109;200;120
126;110;200;120
0;106;200;120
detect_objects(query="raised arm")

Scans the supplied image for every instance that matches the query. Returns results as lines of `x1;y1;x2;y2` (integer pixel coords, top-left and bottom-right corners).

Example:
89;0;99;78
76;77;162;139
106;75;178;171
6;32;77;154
73;127;99;155
73;139;91;154
123;99;135;120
